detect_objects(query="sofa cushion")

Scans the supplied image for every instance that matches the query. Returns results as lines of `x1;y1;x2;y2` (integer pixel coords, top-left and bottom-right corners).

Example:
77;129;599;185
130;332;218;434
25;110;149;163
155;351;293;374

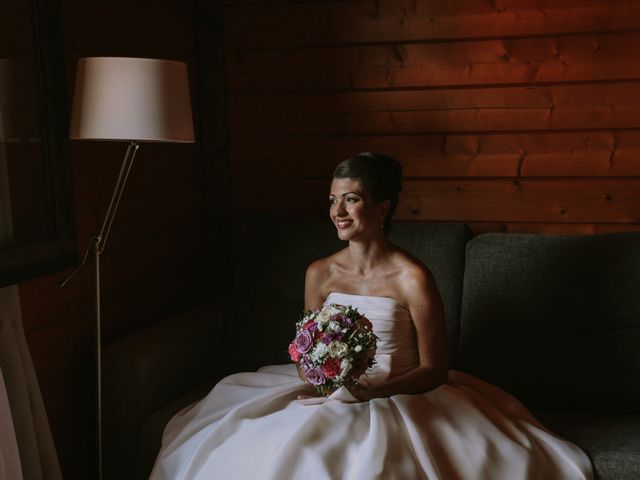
536;411;640;480
227;217;468;373
458;232;640;412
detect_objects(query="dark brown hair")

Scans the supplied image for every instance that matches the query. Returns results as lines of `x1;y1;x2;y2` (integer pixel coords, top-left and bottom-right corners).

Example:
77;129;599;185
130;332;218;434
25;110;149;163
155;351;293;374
333;152;402;234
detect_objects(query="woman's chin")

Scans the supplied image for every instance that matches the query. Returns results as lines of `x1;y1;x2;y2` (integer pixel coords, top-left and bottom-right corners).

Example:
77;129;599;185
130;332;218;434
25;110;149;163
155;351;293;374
336;230;351;241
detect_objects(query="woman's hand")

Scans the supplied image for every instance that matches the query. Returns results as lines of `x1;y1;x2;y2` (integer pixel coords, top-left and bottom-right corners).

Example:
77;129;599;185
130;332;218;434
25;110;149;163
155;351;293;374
297;392;319;400
296;364;306;382
346;382;373;402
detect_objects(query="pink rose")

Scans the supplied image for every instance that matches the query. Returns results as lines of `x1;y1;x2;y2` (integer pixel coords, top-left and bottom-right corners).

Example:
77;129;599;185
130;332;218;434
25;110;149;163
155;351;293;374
288;343;301;362
294;330;313;354
305;367;325;386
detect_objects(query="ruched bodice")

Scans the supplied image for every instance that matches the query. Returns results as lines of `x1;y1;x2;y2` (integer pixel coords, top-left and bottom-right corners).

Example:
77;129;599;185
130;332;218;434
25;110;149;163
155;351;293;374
325;292;419;384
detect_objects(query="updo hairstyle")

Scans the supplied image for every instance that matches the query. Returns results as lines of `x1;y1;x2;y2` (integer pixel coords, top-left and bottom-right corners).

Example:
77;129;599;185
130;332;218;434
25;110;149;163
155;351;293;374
332;152;402;234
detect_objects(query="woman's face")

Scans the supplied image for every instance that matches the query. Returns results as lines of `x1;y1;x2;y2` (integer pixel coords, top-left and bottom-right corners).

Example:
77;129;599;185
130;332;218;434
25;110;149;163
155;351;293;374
329;177;387;242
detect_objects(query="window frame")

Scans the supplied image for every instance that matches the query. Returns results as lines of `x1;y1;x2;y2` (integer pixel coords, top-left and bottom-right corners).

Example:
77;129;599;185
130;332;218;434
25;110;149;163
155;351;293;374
0;0;76;289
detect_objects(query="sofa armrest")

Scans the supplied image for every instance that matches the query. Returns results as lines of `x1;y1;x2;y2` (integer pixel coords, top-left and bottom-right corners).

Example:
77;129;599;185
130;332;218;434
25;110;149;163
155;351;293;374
137;382;215;479
103;302;223;480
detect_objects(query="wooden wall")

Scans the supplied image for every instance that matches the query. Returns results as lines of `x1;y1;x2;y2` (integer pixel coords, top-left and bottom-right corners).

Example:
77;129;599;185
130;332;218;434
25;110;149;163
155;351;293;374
224;0;640;234
17;0;208;477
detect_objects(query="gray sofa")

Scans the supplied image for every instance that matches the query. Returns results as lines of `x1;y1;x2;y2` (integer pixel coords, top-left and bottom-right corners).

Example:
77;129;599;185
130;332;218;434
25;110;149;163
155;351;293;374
104;218;640;479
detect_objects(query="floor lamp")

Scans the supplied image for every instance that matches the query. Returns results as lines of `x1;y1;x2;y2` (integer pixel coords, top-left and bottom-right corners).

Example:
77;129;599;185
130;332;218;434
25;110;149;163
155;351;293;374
59;57;194;480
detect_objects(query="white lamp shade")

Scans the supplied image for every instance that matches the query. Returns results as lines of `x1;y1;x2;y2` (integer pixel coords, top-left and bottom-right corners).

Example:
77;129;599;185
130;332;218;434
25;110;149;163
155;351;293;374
69;57;194;143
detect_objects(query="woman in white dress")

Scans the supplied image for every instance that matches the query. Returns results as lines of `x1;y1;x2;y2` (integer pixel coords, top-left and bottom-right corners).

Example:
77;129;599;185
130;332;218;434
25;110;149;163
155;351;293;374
150;153;593;480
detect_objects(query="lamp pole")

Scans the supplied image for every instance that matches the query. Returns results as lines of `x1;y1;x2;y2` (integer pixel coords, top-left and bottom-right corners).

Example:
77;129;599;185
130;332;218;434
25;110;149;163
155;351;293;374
60;140;139;480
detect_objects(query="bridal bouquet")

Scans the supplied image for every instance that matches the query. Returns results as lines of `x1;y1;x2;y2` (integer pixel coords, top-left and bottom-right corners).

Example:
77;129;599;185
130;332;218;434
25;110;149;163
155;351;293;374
289;303;377;395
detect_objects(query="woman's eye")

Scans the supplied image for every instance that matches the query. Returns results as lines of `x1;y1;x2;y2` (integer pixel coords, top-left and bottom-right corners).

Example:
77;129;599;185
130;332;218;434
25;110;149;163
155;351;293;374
346;197;359;203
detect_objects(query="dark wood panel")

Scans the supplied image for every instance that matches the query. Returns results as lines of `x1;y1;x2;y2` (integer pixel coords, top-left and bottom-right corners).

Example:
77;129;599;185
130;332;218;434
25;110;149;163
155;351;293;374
74;184;203;253
229;131;640;178
230;82;640;116
231;177;640;223
400;178;640;222
71;142;201;208
231;178;330;218
21;222;204;333
101;262;207;342
106;0;194;7
0;10;33;54
21;269;92;333
26;303;94;382
229;82;640;134
99;226;204;292
226;32;640;92
61;0;195;52
225;0;640;49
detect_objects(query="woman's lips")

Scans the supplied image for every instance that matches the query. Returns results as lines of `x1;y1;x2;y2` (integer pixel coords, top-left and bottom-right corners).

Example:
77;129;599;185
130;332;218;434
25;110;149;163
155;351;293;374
336;219;353;229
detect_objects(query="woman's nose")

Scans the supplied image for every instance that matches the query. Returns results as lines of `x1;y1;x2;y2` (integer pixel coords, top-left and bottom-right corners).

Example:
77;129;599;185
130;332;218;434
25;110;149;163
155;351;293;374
335;201;347;216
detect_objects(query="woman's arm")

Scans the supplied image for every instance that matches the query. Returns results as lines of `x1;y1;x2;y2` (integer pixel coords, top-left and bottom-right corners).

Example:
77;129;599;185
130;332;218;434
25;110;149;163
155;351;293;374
304;259;327;311
350;265;448;401
297;260;327;390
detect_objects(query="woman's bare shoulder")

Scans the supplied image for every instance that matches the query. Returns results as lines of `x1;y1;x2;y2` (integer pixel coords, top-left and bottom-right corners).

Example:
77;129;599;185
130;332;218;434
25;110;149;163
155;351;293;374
390;248;438;300
305;248;349;308
306;247;348;278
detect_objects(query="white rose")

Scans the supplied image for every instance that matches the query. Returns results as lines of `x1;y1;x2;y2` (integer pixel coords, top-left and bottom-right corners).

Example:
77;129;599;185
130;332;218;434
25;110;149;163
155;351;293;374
354;345;362;352
317;309;331;324
310;342;328;362
327;321;340;332
328;342;349;358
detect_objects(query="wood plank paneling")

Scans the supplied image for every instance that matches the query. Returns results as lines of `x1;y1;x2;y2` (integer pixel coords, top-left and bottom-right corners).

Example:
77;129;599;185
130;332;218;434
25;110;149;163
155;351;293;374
400;178;640;223
230;131;640;178
70;143;201;208
224;0;640;238
225;0;640;48
62;2;195;52
231;177;640;224
227;31;640;92
229;82;640;134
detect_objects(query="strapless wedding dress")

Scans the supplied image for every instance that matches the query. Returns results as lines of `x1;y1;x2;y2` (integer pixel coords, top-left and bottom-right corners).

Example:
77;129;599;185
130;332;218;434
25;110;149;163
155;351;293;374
150;292;593;479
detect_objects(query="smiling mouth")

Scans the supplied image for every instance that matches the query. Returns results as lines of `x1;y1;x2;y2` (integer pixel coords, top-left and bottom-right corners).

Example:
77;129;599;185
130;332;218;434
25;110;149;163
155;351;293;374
336;219;353;229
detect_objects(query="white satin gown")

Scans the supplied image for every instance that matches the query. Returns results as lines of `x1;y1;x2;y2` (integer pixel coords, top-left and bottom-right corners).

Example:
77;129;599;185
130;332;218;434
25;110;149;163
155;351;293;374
150;292;593;479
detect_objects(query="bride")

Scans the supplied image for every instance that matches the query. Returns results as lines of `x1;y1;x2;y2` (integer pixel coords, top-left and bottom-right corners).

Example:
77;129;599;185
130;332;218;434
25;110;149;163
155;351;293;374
150;153;593;479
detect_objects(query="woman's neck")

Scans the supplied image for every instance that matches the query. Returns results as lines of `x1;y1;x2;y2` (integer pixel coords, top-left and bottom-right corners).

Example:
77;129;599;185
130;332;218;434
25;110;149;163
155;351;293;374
346;236;393;277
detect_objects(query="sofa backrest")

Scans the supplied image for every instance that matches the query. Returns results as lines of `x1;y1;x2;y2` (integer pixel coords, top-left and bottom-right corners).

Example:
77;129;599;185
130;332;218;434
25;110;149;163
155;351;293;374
227;217;343;373
227;217;469;373
458;232;640;412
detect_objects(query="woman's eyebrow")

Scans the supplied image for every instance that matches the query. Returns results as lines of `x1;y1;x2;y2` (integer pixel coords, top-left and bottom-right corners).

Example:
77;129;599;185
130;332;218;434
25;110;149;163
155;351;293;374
329;191;361;197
